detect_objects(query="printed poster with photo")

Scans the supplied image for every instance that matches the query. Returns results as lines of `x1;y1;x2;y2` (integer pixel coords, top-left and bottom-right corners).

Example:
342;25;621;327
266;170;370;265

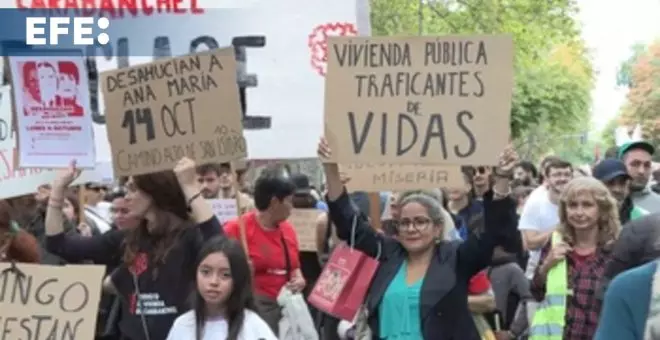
8;55;95;168
0;85;104;200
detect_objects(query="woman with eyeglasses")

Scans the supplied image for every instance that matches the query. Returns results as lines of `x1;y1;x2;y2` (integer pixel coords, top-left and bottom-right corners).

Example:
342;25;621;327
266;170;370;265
317;138;519;340
469;166;494;200
83;182;113;224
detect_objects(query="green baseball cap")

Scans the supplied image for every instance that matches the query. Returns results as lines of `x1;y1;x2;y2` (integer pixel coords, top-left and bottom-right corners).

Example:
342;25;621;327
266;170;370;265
618;141;655;159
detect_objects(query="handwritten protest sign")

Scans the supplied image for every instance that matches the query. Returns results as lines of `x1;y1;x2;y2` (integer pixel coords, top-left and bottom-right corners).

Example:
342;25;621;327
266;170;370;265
288;209;322;252
0;86;104;200
341;163;463;192
0;263;105;340
208;198;238;225
324;35;514;165
101;48;247;176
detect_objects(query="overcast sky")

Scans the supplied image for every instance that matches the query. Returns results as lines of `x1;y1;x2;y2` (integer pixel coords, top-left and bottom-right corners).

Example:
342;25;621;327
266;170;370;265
578;0;660;131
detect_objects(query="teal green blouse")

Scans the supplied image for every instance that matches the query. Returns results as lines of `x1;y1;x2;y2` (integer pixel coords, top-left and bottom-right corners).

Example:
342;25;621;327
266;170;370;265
378;261;425;339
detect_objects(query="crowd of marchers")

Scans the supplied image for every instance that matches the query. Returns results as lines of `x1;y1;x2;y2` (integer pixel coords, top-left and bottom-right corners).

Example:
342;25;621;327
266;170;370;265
2;138;660;340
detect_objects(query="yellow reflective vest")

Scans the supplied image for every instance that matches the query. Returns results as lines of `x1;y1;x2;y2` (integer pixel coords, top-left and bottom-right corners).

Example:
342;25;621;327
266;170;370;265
530;232;567;340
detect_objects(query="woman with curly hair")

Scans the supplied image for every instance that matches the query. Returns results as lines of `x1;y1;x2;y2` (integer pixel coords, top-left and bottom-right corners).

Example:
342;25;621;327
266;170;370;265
0;200;40;263
529;176;620;340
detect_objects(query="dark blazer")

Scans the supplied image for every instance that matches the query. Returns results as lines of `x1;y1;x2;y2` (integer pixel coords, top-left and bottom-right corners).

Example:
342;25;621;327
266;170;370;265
599;212;660;299
327;189;518;340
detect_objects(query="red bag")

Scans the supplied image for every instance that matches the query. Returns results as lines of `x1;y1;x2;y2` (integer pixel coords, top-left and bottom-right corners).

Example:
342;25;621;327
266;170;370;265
307;242;380;321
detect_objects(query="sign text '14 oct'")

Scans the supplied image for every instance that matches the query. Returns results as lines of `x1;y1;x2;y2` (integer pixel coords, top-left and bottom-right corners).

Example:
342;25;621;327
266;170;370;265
101;47;246;176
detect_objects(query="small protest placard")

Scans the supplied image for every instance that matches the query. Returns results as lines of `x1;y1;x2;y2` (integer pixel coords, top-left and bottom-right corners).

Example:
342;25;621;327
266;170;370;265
324;35;513;165
8;55;95;168
341;163;464;192
0;85;104;199
0;263;105;340
288;209;322;252
101;48;247;176
208;198;238;225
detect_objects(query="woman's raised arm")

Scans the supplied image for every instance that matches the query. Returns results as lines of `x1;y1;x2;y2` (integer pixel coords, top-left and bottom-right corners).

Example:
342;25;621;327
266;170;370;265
457;146;519;278
43;161;124;265
319;138;390;258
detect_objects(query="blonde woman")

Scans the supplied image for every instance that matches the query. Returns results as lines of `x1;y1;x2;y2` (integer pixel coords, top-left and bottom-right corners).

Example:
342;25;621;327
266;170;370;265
530;176;620;340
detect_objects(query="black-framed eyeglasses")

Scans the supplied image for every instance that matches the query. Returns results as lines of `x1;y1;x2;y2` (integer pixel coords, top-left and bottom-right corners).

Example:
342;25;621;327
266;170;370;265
396;217;433;232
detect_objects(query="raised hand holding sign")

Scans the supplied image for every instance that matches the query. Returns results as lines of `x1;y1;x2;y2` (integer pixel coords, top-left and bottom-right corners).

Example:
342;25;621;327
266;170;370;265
101;48;247;177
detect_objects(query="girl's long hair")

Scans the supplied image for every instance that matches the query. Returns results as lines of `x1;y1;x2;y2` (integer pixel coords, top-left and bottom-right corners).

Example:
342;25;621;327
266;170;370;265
122;171;192;272
557;177;620;249
193;236;257;340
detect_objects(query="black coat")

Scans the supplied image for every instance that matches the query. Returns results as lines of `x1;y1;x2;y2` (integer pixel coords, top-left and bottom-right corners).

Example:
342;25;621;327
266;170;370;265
327;190;518;340
599;212;660;299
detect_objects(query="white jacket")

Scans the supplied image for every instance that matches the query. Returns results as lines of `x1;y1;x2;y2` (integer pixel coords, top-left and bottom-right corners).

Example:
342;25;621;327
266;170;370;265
277;287;318;340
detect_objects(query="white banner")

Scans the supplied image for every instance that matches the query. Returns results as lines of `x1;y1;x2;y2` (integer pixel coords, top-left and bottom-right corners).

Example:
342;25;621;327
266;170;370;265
6;0;371;160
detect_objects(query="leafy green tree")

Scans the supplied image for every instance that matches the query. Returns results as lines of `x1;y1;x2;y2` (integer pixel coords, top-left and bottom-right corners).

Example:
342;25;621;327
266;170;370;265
618;39;660;159
600;115;620;150
616;43;647;88
371;0;594;151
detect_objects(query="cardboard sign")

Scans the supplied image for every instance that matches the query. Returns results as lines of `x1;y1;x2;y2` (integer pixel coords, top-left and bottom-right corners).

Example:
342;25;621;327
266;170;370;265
324;35;514;165
208;198;238;225
8;55;96;168
101;48;246;176
0;263;105;340
341;163;464;191
0;86;105;200
288;209;322;252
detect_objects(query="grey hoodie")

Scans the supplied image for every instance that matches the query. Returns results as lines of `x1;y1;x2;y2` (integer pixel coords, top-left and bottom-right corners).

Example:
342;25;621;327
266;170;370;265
631;186;660;214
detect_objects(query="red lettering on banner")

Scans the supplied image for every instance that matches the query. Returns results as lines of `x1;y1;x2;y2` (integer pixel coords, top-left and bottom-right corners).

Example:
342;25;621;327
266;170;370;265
0;148;43;181
15;0;204;17
0;149;12;179
142;0;153;16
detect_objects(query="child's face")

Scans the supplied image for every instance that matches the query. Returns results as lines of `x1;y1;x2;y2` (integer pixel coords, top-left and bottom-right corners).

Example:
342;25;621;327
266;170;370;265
197;252;233;305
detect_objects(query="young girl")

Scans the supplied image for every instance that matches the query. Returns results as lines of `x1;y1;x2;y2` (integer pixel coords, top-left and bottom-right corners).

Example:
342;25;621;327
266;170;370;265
166;236;277;340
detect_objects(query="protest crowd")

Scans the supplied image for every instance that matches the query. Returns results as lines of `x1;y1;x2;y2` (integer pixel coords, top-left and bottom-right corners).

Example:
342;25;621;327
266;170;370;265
4;135;660;340
4;2;660;340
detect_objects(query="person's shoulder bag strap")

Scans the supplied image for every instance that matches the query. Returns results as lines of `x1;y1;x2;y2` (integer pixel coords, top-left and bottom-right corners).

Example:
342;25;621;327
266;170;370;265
323;214;333;255
279;226;292;282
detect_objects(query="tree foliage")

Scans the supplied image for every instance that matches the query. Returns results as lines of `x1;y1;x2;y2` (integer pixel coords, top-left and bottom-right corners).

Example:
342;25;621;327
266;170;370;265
616;43;647;88
618;40;660;158
371;0;594;158
600;115;619;150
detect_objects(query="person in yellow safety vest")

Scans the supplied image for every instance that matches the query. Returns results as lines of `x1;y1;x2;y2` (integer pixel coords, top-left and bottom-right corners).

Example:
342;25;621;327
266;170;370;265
529;177;620;340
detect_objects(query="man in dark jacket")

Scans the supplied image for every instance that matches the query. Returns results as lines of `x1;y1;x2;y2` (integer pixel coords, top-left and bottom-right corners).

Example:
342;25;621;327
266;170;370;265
598;213;660;299
592;158;647;225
